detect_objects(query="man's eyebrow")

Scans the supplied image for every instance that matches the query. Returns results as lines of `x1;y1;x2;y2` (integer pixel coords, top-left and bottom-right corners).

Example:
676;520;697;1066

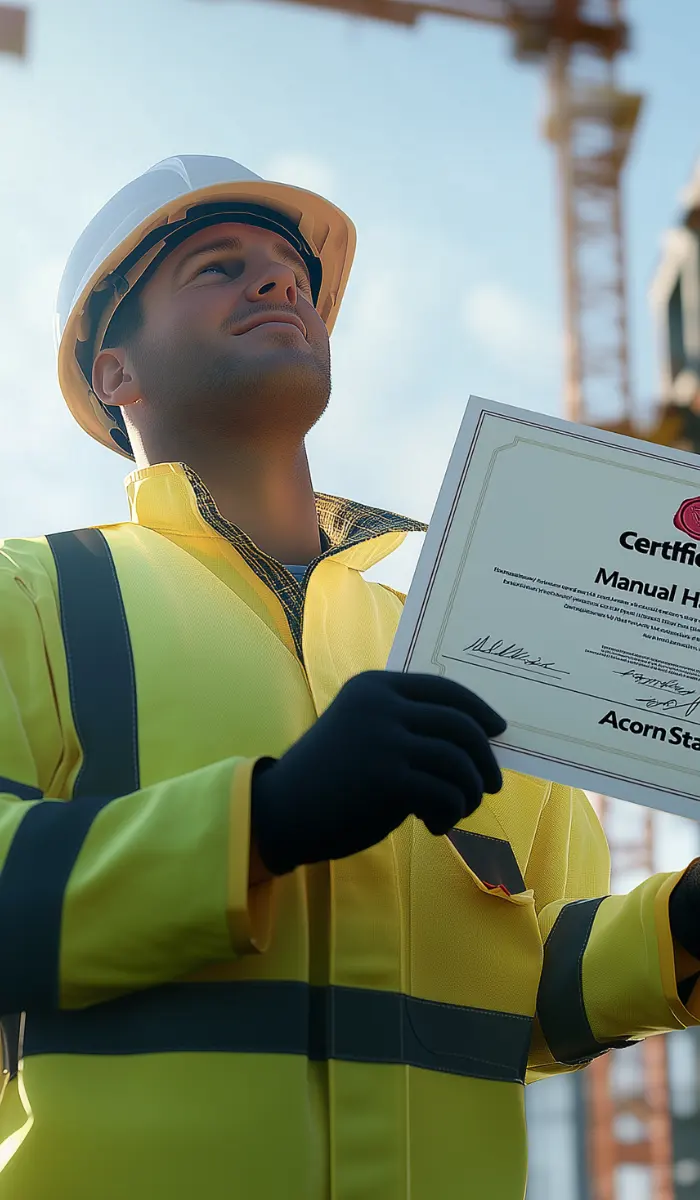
172;234;309;282
271;239;310;280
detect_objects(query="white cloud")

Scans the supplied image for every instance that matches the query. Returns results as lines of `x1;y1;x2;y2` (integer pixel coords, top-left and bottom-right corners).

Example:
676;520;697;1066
461;281;560;386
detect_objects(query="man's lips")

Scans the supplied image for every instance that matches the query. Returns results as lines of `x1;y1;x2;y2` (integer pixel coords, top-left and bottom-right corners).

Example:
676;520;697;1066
232;312;307;337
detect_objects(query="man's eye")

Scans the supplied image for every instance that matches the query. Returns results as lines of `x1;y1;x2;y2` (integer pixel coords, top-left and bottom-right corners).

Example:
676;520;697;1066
195;260;310;290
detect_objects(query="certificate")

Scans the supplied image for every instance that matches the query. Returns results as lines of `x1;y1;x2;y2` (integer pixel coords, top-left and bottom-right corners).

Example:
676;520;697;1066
388;396;700;821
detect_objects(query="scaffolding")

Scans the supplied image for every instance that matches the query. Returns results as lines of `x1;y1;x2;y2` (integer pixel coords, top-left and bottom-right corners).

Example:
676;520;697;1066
543;32;640;426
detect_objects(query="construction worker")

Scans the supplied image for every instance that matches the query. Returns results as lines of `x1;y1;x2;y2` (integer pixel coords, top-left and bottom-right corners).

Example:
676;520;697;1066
0;154;700;1200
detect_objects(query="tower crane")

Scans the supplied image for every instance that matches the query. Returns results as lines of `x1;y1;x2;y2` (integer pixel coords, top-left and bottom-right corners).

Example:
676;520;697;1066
0;4;26;59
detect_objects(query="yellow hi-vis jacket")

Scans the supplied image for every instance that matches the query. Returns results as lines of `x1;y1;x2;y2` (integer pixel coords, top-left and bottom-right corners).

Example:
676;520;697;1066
0;460;698;1200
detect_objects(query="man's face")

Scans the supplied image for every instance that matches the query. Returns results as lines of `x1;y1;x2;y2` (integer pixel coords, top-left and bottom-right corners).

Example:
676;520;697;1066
104;220;332;447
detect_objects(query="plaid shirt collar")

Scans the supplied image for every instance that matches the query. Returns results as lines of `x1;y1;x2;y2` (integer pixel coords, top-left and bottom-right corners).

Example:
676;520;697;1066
125;461;427;660
125;461;427;550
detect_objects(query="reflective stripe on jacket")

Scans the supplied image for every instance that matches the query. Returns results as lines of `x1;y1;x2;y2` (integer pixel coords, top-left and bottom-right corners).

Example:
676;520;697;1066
0;460;697;1200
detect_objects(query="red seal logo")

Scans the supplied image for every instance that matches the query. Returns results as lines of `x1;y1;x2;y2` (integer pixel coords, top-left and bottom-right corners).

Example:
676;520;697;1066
673;497;700;540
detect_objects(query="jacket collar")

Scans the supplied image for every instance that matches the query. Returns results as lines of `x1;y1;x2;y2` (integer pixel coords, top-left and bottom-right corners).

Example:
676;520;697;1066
124;461;427;572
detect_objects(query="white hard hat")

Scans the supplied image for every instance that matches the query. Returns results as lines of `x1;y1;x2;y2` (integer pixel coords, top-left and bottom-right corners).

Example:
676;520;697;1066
56;154;357;460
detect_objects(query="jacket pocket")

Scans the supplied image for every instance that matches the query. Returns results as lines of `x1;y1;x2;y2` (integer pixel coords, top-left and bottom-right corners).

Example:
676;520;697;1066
408;819;542;1038
446;827;535;907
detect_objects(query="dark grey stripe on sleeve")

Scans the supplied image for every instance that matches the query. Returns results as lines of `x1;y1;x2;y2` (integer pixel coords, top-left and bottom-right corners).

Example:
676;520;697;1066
0;793;119;1013
536;897;634;1065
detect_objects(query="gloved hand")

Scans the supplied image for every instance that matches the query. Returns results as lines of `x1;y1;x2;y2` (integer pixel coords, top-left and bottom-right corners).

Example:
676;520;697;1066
250;669;507;878
669;860;700;960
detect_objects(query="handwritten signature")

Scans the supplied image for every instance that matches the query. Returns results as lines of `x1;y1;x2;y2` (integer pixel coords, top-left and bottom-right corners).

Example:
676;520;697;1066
462;634;570;675
613;668;700;719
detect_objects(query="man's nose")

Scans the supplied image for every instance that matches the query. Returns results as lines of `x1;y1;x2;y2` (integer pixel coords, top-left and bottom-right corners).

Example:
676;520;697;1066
246;262;298;306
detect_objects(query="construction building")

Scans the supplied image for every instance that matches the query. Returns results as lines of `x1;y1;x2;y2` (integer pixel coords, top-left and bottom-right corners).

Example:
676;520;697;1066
649;160;700;453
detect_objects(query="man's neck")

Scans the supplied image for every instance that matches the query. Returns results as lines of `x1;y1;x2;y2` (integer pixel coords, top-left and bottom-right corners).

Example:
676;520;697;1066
177;438;322;565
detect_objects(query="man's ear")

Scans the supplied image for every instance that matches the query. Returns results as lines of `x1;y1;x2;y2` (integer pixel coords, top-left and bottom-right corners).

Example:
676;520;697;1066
92;348;141;409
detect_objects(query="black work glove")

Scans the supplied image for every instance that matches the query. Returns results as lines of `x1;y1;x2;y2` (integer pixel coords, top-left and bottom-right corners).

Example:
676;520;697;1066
669;861;700;961
250;669;507;878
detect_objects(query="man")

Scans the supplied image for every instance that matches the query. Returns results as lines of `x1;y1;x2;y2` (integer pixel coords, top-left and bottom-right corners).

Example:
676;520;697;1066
0;153;699;1200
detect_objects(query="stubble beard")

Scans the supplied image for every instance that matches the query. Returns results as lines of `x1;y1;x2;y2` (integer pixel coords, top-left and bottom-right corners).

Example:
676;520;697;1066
135;336;332;444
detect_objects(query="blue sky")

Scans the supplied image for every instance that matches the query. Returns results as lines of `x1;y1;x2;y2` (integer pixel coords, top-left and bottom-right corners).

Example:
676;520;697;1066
1;0;699;866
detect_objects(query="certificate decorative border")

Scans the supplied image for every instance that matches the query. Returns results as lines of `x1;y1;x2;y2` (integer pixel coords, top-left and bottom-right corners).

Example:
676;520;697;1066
403;408;700;805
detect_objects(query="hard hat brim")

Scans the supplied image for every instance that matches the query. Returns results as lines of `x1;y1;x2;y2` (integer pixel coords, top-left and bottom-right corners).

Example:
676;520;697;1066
58;178;356;460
